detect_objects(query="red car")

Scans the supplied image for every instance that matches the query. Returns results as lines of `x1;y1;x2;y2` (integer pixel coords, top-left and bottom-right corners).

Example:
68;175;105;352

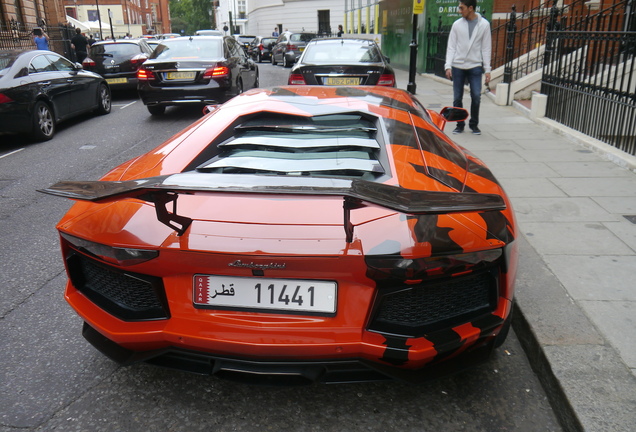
41;86;518;384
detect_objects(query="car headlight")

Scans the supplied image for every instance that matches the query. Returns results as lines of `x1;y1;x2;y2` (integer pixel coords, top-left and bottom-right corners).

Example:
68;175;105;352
365;249;503;281
60;232;159;266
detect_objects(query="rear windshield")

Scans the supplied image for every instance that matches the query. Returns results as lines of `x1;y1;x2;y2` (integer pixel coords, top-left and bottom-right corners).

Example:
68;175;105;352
0;53;18;75
90;43;141;59
303;41;383;63
290;33;316;43
151;38;223;60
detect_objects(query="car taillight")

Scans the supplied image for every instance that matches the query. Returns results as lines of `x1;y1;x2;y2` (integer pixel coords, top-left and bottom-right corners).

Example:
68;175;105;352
61;232;159;266
365;249;504;281
286;43;297;51
288;74;306;85
378;74;396;87
82;58;95;67
203;66;229;79
130;53;148;67
137;69;156;80
0;93;14;104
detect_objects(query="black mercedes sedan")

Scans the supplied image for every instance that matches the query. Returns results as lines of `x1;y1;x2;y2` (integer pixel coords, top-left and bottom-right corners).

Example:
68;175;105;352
137;36;259;115
0;49;111;141
288;38;395;87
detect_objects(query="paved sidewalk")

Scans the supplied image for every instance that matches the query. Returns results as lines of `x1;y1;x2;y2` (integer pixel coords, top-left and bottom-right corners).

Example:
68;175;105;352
394;69;636;431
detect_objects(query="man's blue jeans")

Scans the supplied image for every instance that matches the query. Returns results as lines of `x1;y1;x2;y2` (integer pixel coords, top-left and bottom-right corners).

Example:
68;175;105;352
452;66;483;129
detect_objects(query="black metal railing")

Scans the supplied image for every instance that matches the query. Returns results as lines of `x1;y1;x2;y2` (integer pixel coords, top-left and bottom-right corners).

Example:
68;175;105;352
1;21;79;61
491;0;591;83
541;29;636;155
425;15;450;76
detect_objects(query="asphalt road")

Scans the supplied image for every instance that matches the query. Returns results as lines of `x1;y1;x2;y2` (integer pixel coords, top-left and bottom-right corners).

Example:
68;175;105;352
0;62;562;431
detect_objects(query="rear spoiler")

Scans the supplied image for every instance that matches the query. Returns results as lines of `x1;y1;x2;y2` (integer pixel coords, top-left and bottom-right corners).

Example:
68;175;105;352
39;173;505;242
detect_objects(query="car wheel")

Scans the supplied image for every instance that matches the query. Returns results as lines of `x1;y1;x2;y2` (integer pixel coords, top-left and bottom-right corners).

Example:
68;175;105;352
271;54;277;66
257;53;262;63
283;55;289;68
254;72;259;88
147;105;165;116
96;83;111;115
237;79;244;95
31;100;55;141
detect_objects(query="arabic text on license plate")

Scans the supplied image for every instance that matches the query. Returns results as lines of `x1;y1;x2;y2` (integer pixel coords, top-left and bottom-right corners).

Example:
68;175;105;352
193;275;336;314
324;77;360;86
167;71;196;80
106;78;127;84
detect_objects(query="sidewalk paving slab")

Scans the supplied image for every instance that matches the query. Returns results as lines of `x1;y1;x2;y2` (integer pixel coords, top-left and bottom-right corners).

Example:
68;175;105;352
394;69;636;432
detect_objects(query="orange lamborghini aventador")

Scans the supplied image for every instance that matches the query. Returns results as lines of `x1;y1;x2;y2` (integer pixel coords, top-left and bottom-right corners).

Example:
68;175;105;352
41;86;518;384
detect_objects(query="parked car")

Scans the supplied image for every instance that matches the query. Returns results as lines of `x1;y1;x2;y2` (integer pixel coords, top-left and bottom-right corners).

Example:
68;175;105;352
0;49;111;141
136;36;259;115
248;36;277;62
82;39;153;90
159;33;181;39
233;34;256;52
288;38;395;87
41;86;518;384
271;31;316;67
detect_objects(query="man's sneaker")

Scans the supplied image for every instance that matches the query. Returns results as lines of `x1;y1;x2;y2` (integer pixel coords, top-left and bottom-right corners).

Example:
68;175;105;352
452;126;464;134
470;126;481;135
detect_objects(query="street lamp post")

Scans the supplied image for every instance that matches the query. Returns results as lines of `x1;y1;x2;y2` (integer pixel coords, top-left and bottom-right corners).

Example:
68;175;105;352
96;0;103;40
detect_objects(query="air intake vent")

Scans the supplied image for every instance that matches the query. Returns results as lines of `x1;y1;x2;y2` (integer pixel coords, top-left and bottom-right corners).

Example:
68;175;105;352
67;253;169;321
369;270;498;337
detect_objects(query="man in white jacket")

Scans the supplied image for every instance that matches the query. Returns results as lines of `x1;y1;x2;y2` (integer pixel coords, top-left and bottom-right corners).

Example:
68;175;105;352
445;0;491;135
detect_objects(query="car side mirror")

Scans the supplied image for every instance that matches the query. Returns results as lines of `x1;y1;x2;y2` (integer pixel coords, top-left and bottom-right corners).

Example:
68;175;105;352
440;107;469;122
74;62;83;70
384;56;390;64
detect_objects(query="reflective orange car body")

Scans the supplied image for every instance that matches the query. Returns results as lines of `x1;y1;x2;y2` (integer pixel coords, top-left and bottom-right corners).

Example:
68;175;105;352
48;86;518;383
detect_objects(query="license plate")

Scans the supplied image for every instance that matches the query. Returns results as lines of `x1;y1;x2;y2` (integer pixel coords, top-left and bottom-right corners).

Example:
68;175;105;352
194;275;337;314
166;71;196;80
324;77;360;86
105;77;127;84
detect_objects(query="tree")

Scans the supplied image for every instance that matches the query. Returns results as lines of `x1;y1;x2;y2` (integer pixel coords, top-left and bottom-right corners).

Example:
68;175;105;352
169;0;214;35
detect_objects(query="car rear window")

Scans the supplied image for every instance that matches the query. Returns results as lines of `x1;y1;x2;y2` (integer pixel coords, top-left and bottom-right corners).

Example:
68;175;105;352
197;113;385;179
151;39;223;60
304;41;383;63
291;33;316;43
90;43;141;60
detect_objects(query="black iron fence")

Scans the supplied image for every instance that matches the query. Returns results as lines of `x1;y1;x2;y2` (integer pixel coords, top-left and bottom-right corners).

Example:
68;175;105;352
0;21;78;62
425;16;450;76
541;30;636;155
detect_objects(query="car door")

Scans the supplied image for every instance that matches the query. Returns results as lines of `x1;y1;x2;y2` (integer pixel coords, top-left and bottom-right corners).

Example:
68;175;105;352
273;34;285;62
28;54;72;120
47;53;96;114
231;38;256;91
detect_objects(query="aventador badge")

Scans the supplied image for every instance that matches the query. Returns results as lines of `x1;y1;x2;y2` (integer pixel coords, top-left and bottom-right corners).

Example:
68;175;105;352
228;260;286;270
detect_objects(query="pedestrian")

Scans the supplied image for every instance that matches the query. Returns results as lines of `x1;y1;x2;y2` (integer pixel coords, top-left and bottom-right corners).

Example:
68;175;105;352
87;34;96;47
71;28;89;63
33;28;49;50
337;24;343;37
444;0;491;135
272;27;279;37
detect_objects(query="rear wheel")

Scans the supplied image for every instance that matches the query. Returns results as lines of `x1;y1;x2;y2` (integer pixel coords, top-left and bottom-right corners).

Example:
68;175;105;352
271;53;277;66
31;101;55;141
283;55;290;68
96;83;111;115
254;72;259;89
147;105;165;116
237;79;244;95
